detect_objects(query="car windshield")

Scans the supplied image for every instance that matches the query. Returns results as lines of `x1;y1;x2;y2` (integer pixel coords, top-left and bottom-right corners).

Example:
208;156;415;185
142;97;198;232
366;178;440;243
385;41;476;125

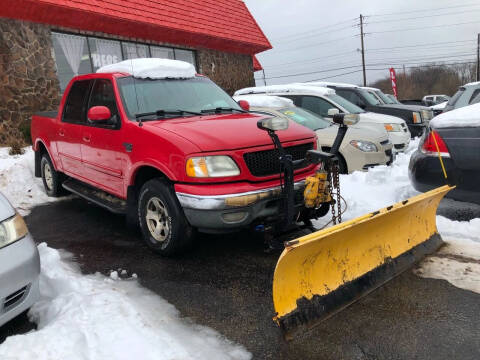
278;107;331;131
117;76;241;119
358;88;382;106
447;87;464;106
325;94;365;114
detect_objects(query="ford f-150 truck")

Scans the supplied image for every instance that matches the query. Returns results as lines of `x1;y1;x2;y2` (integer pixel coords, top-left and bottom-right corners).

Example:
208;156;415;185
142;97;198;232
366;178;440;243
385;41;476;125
31;59;321;255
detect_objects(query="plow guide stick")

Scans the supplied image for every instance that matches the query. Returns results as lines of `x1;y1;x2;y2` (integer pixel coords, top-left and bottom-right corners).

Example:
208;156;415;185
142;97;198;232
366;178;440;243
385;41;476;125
273;185;452;339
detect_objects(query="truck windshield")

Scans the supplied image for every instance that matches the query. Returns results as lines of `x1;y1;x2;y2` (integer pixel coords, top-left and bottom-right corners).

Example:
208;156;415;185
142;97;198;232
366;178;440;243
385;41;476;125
375;90;395;104
358;88;382;106
117;76;241;119
324;94;365;114
278;107;331;131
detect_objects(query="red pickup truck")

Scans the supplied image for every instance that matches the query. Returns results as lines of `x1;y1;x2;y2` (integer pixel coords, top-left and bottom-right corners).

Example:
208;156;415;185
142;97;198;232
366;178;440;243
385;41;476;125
31;59;319;255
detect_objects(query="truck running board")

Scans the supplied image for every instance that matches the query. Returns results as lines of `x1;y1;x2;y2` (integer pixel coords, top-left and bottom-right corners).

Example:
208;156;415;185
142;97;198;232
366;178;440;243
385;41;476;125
62;179;127;214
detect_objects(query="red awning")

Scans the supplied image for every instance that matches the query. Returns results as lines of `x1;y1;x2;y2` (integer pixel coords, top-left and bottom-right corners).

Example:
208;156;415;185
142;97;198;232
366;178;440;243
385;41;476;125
252;55;263;71
0;0;272;55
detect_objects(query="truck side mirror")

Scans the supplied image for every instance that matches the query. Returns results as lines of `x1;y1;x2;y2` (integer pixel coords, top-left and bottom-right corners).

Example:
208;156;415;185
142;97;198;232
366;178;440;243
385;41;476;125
238;100;250;111
88;106;112;122
327;108;340;117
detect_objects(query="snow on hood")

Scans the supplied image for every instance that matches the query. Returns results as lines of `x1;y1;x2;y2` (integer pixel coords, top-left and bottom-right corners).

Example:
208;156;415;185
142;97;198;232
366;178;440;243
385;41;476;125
234;84;335;97
430;101;447;110
359;112;406;125
430;103;480;128
233;94;293;108
97;58;196;79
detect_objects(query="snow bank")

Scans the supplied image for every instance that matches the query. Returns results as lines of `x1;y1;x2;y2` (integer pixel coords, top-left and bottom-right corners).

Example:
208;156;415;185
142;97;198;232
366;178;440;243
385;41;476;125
0;147;61;215
233;94;293;109
234;83;334;97
430;102;480;128
97;58;196;79
0;244;251;360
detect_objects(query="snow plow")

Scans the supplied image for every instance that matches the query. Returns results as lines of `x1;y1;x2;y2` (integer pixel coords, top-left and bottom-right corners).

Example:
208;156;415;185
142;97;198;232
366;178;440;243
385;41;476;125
256;115;453;339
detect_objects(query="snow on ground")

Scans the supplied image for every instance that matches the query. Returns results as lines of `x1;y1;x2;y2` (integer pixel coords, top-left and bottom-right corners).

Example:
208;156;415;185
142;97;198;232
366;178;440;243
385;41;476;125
0;244;251;360
0;147;62;215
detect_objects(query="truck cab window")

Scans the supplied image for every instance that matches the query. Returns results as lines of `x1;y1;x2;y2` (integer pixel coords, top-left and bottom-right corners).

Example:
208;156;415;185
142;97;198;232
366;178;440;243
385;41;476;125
62;80;92;124
88;79;119;127
299;96;336;117
336;90;365;108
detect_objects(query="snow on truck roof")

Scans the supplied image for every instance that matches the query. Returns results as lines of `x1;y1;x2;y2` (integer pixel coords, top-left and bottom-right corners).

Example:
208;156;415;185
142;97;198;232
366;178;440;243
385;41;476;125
233;94;294;109
97;58;196;79
305;81;358;88
430;102;480;129
234;83;335;97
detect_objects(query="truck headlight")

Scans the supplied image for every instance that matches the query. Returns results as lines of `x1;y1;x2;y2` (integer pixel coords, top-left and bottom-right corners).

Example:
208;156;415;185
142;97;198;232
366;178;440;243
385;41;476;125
421;109;434;121
384;123;403;132
350;140;378;152
412;112;422;124
186;156;240;178
0;213;28;249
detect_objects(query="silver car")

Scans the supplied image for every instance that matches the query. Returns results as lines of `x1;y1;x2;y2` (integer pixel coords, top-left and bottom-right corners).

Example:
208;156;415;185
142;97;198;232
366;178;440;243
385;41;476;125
0;192;40;327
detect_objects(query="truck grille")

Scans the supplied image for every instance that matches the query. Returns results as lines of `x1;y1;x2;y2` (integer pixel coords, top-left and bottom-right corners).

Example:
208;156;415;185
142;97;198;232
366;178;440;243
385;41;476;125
243;143;314;177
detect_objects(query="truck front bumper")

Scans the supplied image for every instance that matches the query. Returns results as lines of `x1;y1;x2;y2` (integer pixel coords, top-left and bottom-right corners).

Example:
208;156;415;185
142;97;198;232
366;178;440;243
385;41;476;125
176;181;307;233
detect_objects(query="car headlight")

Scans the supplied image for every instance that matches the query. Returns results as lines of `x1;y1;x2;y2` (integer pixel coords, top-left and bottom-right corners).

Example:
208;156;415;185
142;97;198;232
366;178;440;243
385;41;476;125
186;156;240;178
412;112;422;124
0;213;28;249
384;123;403;132
350;140;378;152
421;109;434;121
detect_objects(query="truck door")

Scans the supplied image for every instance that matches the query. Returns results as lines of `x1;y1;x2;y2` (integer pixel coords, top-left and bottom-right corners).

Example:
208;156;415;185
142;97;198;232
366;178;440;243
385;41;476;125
81;78;125;197
57;79;92;177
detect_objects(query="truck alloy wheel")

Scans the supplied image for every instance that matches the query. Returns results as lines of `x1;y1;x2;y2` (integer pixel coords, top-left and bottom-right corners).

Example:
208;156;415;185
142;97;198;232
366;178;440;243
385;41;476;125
43;162;54;191
40;154;63;197
145;197;170;242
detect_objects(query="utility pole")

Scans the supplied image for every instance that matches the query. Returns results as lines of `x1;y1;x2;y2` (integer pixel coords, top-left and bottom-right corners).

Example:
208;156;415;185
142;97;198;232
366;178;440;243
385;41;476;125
360;14;366;86
477;33;479;81
262;69;267;86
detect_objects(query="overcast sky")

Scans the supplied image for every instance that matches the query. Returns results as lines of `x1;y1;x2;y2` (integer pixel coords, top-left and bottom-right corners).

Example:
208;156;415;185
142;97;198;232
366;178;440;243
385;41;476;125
243;0;480;86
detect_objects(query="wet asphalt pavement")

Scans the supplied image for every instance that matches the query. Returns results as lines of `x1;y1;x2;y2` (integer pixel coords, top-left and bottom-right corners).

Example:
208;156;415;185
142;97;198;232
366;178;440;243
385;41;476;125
1;197;480;359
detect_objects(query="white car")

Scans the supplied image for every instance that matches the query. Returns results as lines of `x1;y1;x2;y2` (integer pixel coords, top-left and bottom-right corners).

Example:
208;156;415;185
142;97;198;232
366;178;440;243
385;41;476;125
234;84;411;152
234;94;395;173
422;94;450;106
0;192;40;327
444;82;480;112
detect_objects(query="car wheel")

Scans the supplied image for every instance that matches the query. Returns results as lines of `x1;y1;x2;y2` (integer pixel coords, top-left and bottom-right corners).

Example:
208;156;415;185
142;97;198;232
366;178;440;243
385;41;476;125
138;178;194;256
40;154;63;197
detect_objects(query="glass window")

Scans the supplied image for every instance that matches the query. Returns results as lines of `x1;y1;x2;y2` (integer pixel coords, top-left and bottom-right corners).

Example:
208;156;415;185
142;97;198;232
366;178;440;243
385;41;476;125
51;32;92;92
279;107;331;131
299;96;337;117
325;94;365;114
448;87;465;106
87;79;119;127
88;38;123;71
62;80;92;124
335;90;365;107
468;89;480;104
174;49;195;65
117;76;240;118
150;46;174;59
357;88;382;106
122;42;149;59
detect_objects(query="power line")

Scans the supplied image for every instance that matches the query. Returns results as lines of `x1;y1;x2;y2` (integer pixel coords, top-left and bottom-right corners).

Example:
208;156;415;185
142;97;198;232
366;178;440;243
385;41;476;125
368;20;479;35
262;50;358;69
366;8;480;25
273;34;358;53
368;3;480;17
272;24;357;44
366;39;476;52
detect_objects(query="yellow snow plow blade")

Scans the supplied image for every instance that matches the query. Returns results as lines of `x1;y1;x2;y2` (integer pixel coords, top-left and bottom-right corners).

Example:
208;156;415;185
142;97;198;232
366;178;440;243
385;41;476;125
273;185;453;339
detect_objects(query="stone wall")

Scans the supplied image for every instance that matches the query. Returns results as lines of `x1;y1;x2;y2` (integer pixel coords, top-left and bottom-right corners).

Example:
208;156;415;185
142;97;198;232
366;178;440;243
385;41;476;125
0;18;61;145
197;48;255;95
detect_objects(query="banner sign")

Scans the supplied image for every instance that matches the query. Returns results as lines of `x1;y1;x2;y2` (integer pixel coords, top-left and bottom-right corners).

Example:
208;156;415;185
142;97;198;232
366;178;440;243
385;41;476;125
389;68;398;98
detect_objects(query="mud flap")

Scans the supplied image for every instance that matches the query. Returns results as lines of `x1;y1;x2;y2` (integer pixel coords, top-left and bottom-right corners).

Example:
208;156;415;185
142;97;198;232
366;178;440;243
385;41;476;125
272;185;453;340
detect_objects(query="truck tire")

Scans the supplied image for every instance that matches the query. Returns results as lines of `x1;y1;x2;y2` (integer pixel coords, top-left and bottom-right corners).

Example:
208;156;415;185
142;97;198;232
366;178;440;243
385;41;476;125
40;154;63;197
138;178;194;256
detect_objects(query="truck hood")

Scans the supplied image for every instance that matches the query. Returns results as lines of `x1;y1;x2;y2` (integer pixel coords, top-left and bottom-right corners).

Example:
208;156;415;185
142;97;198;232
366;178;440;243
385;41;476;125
378;104;430;111
359;112;405;124
144;113;315;152
318;124;388;144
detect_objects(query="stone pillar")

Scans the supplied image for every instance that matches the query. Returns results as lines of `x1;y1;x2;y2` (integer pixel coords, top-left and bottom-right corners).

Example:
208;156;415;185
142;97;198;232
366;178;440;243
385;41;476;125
0;18;60;145
196;48;255;95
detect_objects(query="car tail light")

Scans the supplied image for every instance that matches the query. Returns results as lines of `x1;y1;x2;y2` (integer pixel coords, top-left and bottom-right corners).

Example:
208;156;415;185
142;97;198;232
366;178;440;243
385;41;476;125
421;130;450;157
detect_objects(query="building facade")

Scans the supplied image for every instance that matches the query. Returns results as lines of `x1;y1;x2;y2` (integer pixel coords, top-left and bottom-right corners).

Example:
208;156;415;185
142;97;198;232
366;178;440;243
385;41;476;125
0;0;271;144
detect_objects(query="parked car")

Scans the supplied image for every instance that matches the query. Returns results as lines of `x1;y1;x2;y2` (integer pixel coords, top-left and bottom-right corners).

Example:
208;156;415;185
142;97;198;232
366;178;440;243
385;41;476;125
0;192;40;328
430;101;448;116
444;82;480;113
305;82;433;137
234;94;395;173
31;58;329;256
409;103;480;204
234;83;410;153
422;95;450;106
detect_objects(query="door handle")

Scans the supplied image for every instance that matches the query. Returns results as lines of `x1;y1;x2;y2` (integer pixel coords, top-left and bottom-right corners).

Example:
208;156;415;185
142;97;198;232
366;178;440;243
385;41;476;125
59;129;65;137
83;135;91;142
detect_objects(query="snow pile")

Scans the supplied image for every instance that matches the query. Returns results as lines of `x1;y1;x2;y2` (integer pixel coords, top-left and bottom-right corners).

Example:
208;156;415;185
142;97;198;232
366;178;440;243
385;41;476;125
233;94;293;109
430;102;480;128
97;58;196;79
0;243;251;360
0;147;61;215
234;83;335;97
430;101;447;111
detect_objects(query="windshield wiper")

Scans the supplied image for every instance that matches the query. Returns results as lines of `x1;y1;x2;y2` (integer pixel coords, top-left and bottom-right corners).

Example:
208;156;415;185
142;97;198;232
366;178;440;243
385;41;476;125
200;107;247;114
135;109;202;122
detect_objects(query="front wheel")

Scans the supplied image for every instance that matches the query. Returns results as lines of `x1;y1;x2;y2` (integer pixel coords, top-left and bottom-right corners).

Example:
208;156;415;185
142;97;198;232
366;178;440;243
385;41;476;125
40;154;63;197
138;179;194;256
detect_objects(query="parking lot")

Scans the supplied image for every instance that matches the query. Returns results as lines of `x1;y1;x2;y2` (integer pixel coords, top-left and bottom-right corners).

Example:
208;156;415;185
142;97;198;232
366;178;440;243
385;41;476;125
1;197;478;359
